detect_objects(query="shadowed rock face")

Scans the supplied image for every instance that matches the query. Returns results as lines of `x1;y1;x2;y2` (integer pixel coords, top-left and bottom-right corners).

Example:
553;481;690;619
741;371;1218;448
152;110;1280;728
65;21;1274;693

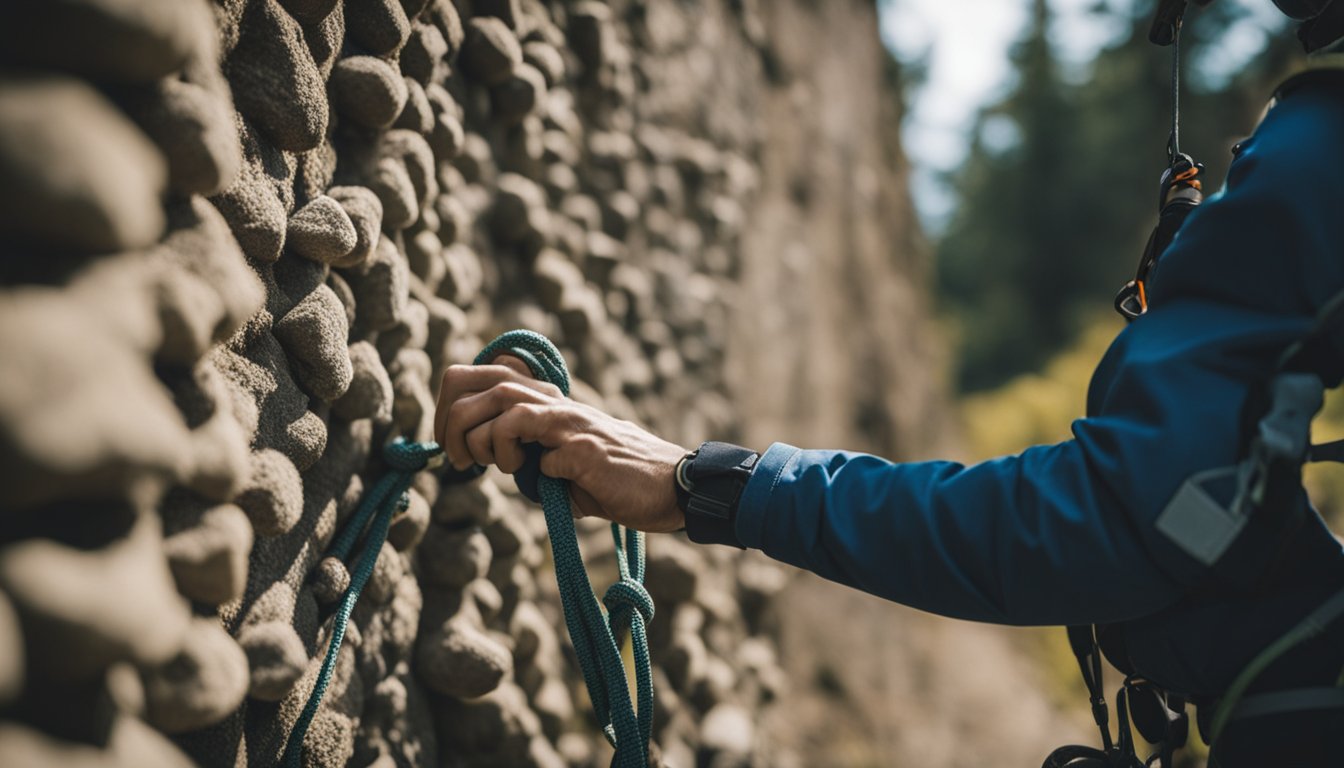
0;1;949;767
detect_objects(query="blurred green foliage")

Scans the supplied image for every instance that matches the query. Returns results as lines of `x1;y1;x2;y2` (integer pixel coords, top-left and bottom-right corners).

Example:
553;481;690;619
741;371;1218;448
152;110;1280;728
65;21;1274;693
937;0;1303;392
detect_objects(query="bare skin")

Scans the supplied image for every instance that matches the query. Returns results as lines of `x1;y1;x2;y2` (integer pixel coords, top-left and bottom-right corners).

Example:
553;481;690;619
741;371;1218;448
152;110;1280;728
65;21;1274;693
434;355;689;533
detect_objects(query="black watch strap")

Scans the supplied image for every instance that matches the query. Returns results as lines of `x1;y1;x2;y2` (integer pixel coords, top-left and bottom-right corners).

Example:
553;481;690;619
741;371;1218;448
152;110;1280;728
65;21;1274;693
676;441;758;548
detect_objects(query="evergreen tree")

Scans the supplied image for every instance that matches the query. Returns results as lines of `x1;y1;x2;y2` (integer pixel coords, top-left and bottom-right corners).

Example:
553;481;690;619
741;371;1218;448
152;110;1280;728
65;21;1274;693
936;0;1293;393
937;0;1090;392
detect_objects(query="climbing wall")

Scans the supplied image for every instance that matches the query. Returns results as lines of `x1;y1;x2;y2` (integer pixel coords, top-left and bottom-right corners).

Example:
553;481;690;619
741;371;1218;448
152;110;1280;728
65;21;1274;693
0;0;940;766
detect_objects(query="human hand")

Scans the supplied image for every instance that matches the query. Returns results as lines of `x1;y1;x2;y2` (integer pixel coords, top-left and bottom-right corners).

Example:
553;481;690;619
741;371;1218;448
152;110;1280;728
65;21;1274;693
434;356;689;533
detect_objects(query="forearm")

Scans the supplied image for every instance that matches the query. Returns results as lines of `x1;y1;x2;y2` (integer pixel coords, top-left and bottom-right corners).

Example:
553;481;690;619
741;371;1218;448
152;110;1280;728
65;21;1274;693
735;441;1184;626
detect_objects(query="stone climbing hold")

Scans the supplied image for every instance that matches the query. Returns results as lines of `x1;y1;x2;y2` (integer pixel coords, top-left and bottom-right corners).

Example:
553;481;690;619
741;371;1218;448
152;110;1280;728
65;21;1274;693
405;228;446;291
0;0;211;83
0;294;192;511
490;63;547;126
328;185;383;267
467;579;504;624
368;157;420;231
287;195;359;265
179;406;249;502
163;503;253;606
286;193;357;266
145;261;227;367
532;249;585;312
387;486;430;552
379;130;438;216
302;1;345;79
365;541;405;605
430;477;497;527
440;242;483;304
332;341;395;422
490;172;549;245
271;249;329;316
435;681;542;762
210;159;289;264
426;0;465;59
429;109;467;164
154;197;266;355
0;512;191;682
221;316;331;470
508;602;553;669
330;56;409;132
523;41;566;87
234;448;304;537
418;525;491;589
0;74;167;254
140;618;248;734
312;556;352;604
390;354;436;439
416;615;513;698
122;77;242;197
237;620;308;701
274;282;354;402
699;703;755;760
341;237;409;332
225;0;328;152
460;17;522;87
645;539;704;605
394;78;435;135
400;22;448;85
345;0;412;56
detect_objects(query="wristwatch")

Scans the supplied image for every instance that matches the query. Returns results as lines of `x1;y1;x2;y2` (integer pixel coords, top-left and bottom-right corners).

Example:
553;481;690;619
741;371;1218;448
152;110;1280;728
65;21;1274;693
674;441;759;548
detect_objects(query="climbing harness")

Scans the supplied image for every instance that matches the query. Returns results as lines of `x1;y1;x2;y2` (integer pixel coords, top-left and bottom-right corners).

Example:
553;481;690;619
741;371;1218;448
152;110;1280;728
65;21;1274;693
1052;3;1344;766
282;330;654;768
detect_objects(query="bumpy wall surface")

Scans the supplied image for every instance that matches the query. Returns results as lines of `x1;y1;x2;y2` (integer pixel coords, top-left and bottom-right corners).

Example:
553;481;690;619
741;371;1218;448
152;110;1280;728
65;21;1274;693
0;1;941;766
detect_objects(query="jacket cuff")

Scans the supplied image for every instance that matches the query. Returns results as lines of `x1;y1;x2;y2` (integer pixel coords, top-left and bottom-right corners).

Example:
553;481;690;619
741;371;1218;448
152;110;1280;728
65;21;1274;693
735;442;802;551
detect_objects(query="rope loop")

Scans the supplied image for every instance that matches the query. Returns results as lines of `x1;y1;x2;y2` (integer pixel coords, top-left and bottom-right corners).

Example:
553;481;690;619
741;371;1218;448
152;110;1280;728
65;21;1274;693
283;332;654;768
604;577;656;626
473;330;654;768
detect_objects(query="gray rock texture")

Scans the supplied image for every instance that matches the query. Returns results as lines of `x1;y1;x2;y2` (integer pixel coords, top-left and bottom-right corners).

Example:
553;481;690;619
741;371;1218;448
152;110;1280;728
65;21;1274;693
0;1;1041;767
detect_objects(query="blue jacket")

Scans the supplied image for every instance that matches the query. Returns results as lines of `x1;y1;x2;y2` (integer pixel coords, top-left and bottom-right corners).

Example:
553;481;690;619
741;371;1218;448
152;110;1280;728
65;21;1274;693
735;74;1344;697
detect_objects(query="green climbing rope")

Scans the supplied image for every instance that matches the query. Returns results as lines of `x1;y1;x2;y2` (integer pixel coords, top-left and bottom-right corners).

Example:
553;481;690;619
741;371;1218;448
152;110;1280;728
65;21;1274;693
282;330;653;768
281;438;441;768
474;329;654;768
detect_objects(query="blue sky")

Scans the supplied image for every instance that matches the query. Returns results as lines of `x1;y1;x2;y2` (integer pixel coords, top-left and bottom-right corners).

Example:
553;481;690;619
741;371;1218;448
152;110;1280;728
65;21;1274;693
878;0;1287;234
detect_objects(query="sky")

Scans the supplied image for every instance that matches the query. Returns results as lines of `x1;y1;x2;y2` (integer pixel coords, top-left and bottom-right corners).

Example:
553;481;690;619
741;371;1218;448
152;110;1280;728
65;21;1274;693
877;0;1286;234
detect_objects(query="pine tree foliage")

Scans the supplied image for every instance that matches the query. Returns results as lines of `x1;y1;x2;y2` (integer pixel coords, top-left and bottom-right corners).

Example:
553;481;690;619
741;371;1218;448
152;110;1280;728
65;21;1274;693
937;0;1302;392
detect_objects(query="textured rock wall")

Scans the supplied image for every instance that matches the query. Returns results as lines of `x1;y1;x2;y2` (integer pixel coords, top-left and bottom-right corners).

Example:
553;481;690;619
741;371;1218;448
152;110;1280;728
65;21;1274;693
0;1;939;767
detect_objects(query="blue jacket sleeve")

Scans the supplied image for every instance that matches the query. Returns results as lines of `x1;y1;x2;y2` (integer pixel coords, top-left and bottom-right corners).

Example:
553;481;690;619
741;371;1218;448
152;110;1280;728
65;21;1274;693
733;76;1344;628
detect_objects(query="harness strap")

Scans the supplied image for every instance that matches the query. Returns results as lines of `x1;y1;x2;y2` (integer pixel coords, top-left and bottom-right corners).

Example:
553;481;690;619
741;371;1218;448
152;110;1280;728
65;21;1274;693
1227;686;1344;721
1209;584;1344;741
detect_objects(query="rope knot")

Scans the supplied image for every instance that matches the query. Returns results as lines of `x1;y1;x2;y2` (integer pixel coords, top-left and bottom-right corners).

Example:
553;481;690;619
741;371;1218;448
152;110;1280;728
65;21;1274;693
603;577;654;625
383;438;442;472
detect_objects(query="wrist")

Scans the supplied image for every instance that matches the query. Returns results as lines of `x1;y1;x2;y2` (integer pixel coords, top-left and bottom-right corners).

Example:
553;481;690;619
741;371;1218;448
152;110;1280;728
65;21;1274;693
675;441;758;548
